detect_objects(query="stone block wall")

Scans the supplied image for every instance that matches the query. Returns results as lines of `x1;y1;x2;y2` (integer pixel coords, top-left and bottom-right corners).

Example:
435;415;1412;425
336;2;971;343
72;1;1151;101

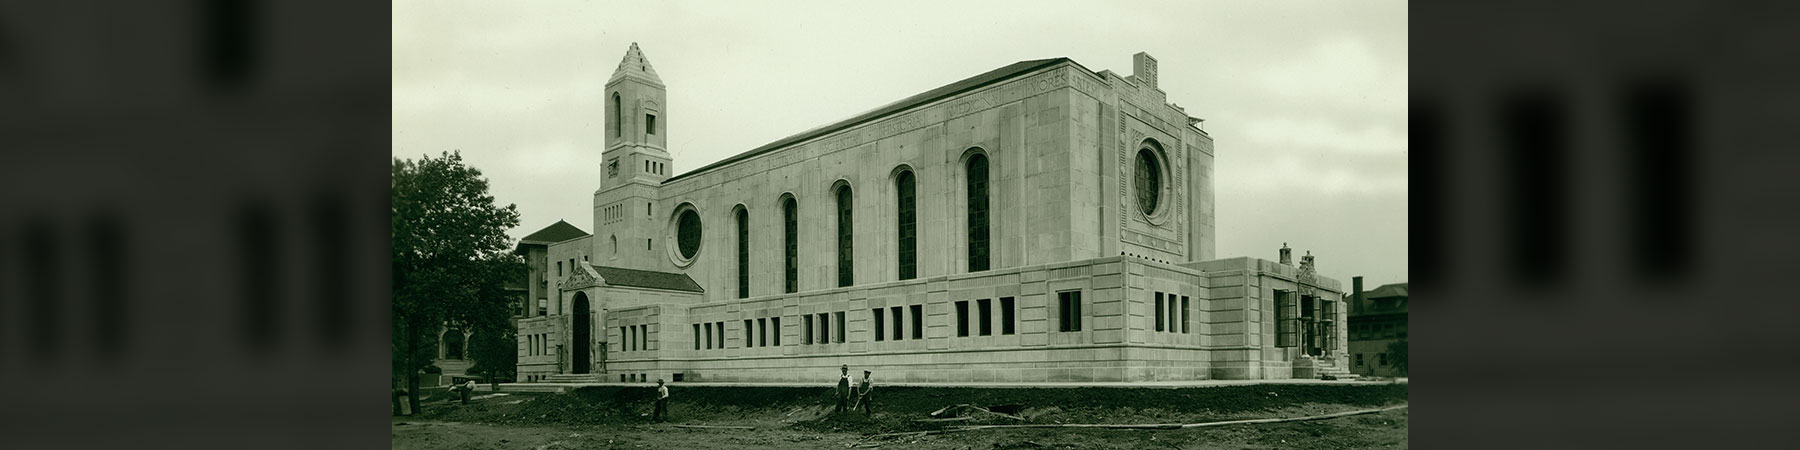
516;316;560;381
605;256;1261;383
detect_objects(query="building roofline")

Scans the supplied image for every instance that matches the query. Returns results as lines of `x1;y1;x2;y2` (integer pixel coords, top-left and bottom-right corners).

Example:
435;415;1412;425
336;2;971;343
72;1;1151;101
663;57;1082;184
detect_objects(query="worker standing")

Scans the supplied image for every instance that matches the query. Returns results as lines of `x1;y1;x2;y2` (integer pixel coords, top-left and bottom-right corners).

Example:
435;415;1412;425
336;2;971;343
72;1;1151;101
835;365;851;413
857;370;873;415
653;379;669;421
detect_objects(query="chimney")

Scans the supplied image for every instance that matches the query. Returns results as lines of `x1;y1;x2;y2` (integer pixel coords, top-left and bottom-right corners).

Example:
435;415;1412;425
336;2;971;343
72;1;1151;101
1301;251;1315;271
1352;276;1364;314
1132;52;1159;88
1279;242;1292;266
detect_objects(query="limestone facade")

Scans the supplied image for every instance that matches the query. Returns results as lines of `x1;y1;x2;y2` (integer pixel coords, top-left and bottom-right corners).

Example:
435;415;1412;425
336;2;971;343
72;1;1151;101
515;44;1347;383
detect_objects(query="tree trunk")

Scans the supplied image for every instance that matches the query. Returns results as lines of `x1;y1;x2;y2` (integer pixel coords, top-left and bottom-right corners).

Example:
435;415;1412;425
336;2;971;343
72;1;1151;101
406;318;422;415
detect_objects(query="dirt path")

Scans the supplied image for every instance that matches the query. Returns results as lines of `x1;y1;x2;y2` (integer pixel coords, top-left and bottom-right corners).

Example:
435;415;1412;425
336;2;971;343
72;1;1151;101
393;407;1407;450
393;384;1408;449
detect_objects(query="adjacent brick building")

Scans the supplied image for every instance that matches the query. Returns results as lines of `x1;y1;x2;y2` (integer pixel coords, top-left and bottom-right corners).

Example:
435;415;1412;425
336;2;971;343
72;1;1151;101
515;44;1351;383
1347;278;1409;377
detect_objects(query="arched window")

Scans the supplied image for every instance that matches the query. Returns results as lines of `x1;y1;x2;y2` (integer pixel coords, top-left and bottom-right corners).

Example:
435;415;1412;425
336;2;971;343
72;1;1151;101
896;170;917;280
443;329;464;360
1135;141;1164;216
736;207;750;299
836;184;854;287
676;207;702;260
612;93;622;138
610;235;618;255
783;197;799;294
967;153;991;272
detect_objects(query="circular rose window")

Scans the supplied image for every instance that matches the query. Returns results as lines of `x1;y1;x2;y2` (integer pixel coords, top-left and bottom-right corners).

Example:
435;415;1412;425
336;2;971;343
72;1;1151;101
676;209;702;259
1134;148;1162;215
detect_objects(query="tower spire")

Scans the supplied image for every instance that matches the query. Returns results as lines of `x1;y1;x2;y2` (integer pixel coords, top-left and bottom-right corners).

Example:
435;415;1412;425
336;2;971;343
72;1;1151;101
611;42;663;85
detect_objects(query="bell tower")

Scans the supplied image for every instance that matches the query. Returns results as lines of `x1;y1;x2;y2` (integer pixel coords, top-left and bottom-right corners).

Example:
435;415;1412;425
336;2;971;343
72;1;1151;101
602;42;670;186
594;43;672;270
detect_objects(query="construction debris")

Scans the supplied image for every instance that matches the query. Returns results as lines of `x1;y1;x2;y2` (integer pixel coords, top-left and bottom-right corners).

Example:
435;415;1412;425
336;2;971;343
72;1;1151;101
673;425;756;430
867;404;1409;438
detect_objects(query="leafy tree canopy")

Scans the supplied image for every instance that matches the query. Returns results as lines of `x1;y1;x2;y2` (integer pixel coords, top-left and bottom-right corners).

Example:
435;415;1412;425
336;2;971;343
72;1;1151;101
392;151;522;382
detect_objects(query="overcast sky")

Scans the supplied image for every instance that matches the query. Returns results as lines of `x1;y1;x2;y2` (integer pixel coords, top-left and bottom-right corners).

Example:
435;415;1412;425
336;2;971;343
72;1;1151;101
394;0;1409;289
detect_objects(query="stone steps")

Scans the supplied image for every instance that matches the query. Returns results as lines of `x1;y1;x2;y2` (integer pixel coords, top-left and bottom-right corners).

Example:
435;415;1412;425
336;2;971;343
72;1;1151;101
1308;357;1360;380
492;383;570;394
543;373;606;384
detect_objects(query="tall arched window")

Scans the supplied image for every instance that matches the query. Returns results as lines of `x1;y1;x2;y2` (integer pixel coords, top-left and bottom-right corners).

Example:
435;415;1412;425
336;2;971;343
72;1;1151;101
612;93;622;138
836;185;854;287
967;153;991;272
736;207;750;299
896;170;917;280
783;197;799;294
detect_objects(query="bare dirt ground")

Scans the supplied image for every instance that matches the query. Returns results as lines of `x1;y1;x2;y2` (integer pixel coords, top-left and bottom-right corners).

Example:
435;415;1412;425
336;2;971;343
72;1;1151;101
392;384;1408;449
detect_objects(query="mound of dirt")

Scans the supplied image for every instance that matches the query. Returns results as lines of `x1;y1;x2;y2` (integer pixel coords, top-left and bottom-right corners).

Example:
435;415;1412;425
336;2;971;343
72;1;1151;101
409;383;1409;434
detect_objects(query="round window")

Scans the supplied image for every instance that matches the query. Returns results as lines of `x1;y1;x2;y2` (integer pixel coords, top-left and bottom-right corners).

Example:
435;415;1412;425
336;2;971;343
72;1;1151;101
1134;148;1162;215
676;209;702;259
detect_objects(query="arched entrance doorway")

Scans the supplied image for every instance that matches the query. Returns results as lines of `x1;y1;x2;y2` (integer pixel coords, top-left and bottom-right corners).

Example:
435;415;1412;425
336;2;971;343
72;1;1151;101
571;292;591;374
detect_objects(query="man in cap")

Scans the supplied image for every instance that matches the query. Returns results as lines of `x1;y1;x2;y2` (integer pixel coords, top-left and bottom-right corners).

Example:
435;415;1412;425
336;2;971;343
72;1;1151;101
856;370;874;415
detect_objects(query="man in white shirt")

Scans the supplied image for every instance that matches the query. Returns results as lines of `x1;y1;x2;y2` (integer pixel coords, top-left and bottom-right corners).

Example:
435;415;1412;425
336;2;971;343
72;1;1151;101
653;379;669;421
835;365;852;412
450;379;476;404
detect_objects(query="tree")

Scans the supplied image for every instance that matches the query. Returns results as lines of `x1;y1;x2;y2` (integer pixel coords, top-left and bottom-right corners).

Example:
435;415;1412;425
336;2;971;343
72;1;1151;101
466;328;518;390
393;150;522;415
1386;339;1409;376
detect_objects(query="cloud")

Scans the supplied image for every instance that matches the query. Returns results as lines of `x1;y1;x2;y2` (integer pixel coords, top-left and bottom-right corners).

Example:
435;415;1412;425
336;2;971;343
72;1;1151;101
1254;37;1406;113
1225;154;1407;197
1239;117;1408;156
505;139;593;177
393;73;604;118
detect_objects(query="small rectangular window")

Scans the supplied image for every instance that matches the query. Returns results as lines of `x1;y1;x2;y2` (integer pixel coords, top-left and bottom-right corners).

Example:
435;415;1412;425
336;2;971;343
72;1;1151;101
693;324;700;350
1001;297;1015;335
716;321;725;348
1155;293;1165;332
807;313;818;344
955;301;970;337
1058;291;1083;332
890;306;904;341
1275;291;1297;348
646;114;656;135
759;318;769;347
1182;296;1191;334
556;261;562;277
704;323;713;350
911;305;923;339
772;317;782;346
835;311;845;343
745;319;753;347
1166;292;1177;333
873;309;885;341
1379;353;1388;366
1355;353;1364;367
977;299;992;336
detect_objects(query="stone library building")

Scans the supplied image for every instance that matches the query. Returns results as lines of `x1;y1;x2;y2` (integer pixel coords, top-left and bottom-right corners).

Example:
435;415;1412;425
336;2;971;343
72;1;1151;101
513;44;1351;384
